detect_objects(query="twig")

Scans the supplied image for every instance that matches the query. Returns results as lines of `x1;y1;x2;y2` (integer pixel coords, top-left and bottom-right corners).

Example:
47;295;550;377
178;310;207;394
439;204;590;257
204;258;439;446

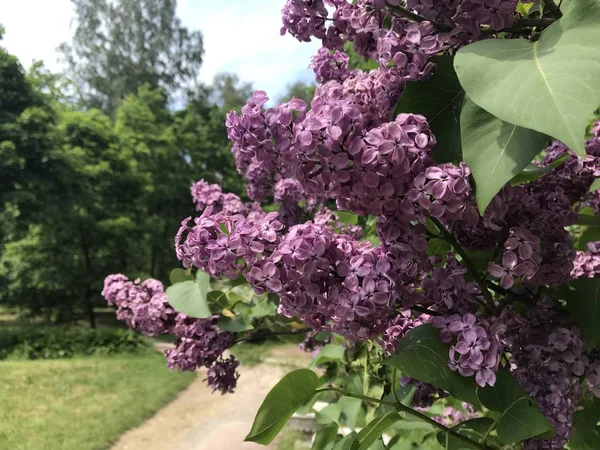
385;3;453;32
316;387;497;450
542;0;563;18
233;329;308;344
429;217;498;314
410;305;442;317
482;18;557;35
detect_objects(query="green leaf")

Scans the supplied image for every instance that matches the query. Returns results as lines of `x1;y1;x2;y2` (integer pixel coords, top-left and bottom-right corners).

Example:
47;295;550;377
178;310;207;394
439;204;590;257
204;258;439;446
576;214;600;227
461;98;549;213
569;397;600;450
332;432;359;450
169;268;192;285
427;238;452;259
382;324;481;408
455;0;600;156
317;404;343;426
577;227;600;250
589;178;600;193
435;418;496;450
510;154;569;185
477;371;553;445
336;211;359;225
245;369;318;444
166;273;212;318
217;315;254;332
313;424;339;450
310;344;346;368
339;396;364;429
567;278;600;348
356;412;402;450
393;55;464;163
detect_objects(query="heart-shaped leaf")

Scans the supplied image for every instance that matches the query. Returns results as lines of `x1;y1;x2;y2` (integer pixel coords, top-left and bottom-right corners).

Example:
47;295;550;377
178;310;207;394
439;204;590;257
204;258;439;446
169;268;193;285
461;98;549;212
455;0;600;156
477;371;553;445
567;278;600;348
245;369;318;444
568;397;600;450
310;344;346;368
435;418;498;450
166;270;212;318
382;324;481;408
393;55;464;163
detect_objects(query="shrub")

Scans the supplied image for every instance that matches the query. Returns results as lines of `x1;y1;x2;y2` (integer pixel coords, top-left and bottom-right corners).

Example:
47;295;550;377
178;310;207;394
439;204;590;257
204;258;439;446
0;325;148;360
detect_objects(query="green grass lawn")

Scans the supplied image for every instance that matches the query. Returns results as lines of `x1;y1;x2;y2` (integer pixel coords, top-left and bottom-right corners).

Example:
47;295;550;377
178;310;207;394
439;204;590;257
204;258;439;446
0;351;195;450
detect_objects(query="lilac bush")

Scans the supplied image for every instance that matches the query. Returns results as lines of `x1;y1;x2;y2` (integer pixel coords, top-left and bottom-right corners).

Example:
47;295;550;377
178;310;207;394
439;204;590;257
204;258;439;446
102;1;600;449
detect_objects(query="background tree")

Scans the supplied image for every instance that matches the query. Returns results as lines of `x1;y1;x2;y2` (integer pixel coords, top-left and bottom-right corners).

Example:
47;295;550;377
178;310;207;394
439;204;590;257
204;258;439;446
59;0;204;114
210;73;253;111
277;80;315;108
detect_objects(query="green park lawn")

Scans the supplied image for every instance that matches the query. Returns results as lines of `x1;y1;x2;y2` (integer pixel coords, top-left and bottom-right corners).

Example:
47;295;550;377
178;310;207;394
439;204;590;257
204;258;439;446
0;351;195;450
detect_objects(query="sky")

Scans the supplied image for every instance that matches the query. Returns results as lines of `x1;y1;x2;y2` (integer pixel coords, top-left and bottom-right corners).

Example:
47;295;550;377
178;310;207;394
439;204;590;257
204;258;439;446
0;0;321;101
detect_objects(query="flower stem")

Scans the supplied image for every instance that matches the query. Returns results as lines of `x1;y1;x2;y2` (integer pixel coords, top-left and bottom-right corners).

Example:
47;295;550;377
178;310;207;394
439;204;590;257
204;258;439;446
385;3;453;32
429;217;499;314
233;329;308;344
542;0;563;18
315;387;497;450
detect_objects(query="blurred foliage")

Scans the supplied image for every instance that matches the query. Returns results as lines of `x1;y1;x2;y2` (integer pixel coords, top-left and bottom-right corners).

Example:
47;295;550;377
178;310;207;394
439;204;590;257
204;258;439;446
278;80;316;108
0;325;147;360
0;38;248;324
58;0;204;115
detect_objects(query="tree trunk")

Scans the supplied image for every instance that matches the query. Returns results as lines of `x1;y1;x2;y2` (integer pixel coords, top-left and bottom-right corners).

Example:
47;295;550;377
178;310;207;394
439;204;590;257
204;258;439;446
85;287;96;328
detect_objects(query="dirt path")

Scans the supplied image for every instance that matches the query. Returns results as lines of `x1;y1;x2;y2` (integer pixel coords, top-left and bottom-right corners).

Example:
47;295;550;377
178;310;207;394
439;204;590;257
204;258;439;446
111;346;312;450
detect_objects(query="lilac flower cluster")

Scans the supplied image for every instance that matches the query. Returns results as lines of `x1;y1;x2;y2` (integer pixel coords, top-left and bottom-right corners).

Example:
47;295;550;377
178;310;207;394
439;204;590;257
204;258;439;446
190;180;246;215
101;275;239;394
205;356;240;395
572;242;600;279
226;91;306;201
102;274;177;336
433;403;478;427
433;313;501;387
176;206;284;280
401;376;442;408
380;310;425;354
272;221;397;340
274;178;320;227
498;303;590;449
296;112;436;216
419;254;480;312
488;227;540;289
281;0;520;68
166;315;235;372
314;209;363;240
310;47;350;84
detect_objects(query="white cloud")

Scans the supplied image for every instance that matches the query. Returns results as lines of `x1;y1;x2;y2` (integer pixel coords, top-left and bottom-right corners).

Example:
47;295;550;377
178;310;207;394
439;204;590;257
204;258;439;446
1;0;320;100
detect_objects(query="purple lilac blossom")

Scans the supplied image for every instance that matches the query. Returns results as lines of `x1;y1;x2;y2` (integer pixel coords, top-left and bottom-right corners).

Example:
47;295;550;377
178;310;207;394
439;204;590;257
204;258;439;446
205;356;240;394
101;274;177;336
101;275;240;393
310;47;350;84
191;180;246;215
